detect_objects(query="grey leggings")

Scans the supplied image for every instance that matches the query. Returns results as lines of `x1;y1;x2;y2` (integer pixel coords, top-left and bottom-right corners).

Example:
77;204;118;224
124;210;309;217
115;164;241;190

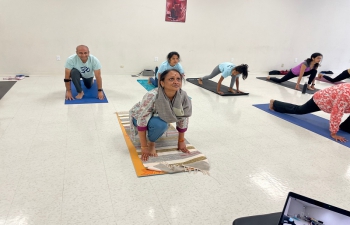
70;68;94;93
201;65;237;88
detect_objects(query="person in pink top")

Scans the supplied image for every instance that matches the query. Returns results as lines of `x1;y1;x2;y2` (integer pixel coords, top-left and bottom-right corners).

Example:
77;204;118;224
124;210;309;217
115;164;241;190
269;83;350;142
267;53;323;91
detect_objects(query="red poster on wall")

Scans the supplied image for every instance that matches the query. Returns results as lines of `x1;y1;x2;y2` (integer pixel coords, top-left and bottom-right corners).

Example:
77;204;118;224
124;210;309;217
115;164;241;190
165;0;187;23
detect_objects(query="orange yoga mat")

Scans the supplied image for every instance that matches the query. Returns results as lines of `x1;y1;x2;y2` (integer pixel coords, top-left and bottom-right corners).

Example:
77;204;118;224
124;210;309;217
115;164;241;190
116;112;165;177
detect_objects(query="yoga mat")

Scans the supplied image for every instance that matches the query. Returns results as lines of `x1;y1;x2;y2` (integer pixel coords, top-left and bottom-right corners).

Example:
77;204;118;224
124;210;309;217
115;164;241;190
233;212;281;225
137;79;156;91
256;77;319;94
0;81;16;99
137;79;192;99
254;103;350;148
186;78;249;96
316;77;346;85
64;80;108;104
116;112;210;177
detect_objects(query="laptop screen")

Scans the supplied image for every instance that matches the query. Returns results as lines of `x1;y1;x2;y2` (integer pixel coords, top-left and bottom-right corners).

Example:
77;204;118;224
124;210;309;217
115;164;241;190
278;192;350;225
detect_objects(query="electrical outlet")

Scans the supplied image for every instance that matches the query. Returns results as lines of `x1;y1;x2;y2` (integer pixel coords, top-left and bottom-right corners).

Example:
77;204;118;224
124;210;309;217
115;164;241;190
295;58;298;63
154;57;158;62
56;55;60;61
231;58;234;62
281;64;284;67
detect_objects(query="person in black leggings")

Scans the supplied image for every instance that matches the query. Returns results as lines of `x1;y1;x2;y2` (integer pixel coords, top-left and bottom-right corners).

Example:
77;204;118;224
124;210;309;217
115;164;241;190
318;69;350;83
267;53;323;91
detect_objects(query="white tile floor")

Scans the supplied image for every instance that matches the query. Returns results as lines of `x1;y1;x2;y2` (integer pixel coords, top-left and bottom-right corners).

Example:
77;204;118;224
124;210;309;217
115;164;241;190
0;73;350;225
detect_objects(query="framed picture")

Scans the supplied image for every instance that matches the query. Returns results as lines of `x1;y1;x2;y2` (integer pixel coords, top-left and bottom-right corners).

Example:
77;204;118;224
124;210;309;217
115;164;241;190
165;0;187;23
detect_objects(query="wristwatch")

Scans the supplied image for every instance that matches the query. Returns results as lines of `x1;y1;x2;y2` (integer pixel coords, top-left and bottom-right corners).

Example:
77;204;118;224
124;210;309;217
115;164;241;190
98;89;103;92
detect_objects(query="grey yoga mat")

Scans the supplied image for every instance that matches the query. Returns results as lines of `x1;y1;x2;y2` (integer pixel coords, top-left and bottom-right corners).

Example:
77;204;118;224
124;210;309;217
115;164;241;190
186;78;249;96
0;81;16;99
256;77;319;94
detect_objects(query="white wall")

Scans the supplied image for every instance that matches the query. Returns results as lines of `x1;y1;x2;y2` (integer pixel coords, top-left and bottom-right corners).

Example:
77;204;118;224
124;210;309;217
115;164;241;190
1;0;350;75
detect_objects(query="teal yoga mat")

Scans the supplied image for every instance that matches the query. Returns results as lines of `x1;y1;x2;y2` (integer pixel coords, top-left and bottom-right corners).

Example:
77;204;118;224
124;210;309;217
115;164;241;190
137;79;156;91
137;79;192;99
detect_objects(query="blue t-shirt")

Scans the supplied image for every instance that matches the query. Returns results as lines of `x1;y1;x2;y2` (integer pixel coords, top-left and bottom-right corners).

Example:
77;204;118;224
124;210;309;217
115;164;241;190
157;61;184;75
219;62;241;78
65;54;101;78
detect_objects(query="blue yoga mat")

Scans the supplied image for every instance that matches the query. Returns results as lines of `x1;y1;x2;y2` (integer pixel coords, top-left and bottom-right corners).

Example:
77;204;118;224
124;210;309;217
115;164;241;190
137;79;156;91
64;80;108;104
254;103;350;147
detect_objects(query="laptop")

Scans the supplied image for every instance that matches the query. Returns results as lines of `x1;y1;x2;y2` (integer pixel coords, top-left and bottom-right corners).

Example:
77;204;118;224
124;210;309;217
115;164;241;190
278;192;350;225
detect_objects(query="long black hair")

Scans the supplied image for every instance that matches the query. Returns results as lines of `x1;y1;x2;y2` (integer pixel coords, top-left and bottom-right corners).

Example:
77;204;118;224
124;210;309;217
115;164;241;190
306;53;323;69
234;64;249;80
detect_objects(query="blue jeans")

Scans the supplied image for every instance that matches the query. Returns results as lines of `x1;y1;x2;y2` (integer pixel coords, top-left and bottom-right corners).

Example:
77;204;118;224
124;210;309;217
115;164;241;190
133;117;168;142
149;77;158;87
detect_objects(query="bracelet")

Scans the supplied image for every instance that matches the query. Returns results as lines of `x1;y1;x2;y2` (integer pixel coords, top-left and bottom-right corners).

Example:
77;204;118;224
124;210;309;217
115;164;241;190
178;138;185;143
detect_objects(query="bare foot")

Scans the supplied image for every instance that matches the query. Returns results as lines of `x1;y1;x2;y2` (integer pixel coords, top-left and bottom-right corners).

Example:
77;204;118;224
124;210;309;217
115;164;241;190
76;91;84;99
269;99;274;111
198;78;203;85
266;76;270;80
317;73;323;79
147;142;158;157
147;78;152;84
228;88;236;93
307;85;315;91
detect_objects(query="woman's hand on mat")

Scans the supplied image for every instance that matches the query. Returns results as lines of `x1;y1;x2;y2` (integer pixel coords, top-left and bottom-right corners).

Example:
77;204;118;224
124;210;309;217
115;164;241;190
65;91;74;100
178;142;190;153
217;91;224;95
295;84;301;90
97;91;104;100
331;133;347;142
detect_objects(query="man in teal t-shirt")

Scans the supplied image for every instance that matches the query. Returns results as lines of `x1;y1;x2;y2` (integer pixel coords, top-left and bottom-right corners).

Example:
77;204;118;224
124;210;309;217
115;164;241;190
64;45;104;100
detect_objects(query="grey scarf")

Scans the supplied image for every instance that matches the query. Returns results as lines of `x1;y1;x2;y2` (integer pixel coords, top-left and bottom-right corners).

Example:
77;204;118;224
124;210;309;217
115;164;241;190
155;87;192;123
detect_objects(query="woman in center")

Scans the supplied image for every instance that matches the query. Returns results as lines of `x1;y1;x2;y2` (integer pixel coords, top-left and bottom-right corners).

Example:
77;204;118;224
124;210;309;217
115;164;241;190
198;62;249;95
130;69;192;161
